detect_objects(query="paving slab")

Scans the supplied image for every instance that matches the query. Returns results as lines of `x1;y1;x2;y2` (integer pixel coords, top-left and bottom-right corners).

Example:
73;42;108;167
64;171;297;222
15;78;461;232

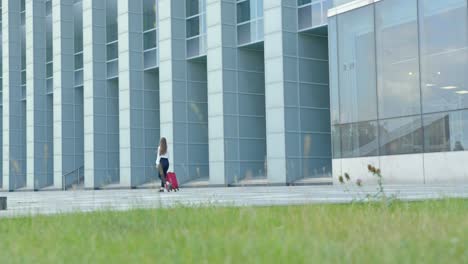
0;185;467;218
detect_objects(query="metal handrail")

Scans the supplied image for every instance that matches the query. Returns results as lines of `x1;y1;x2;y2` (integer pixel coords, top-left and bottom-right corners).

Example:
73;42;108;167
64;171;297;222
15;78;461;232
62;166;84;190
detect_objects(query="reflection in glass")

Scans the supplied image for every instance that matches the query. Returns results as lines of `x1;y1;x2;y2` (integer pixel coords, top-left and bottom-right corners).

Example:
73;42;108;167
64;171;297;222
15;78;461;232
419;0;468;113
236;0;264;46
106;0;118;78
423;110;468;153
376;0;420;119
143;0;158;69
338;6;377;123
298;0;332;31
331;125;341;159
341;121;378;158
186;0;206;58
379;116;423;155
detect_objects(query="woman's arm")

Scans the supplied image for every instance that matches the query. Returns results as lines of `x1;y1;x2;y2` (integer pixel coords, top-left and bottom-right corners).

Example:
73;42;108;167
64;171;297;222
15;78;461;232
155;146;160;166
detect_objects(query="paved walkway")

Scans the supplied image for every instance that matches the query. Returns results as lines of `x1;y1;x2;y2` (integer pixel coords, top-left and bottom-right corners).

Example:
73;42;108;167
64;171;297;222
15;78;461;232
1;185;467;218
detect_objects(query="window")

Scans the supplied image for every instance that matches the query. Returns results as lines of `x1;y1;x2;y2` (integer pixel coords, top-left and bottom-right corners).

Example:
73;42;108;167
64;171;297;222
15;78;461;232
106;0;118;79
143;0;158;69
379;116;423;155
340;121;379;158
423;110;468;153
298;0;332;30
419;0;468;113
74;0;84;86
236;0;264;46
376;0;420;119
338;5;377;123
186;0;206;58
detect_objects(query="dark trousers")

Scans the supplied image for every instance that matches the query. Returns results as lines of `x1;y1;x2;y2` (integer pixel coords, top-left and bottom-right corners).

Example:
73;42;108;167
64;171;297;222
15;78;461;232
158;158;169;188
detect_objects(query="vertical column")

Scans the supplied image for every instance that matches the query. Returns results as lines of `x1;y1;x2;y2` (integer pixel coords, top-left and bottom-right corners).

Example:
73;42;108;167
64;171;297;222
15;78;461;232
82;0;106;189
264;1;287;184
2;0;25;191
52;0;75;189
118;0;143;187
25;0;46;190
206;0;231;185
265;1;332;184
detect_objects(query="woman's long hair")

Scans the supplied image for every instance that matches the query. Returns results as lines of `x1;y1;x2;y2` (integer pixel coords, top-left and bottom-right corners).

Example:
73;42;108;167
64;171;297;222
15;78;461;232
159;137;167;156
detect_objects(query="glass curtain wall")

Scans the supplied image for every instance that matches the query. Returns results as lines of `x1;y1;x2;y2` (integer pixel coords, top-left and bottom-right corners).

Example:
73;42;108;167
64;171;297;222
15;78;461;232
236;0;263;46
186;0;206;58
329;0;468;159
298;0;333;31
143;0;158;69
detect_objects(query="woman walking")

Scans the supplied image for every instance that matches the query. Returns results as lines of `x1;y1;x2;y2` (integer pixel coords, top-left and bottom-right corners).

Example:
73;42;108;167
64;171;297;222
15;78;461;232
156;137;170;192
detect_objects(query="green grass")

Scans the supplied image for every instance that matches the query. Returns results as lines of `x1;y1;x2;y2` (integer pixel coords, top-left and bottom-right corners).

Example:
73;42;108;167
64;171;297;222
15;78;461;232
0;199;467;264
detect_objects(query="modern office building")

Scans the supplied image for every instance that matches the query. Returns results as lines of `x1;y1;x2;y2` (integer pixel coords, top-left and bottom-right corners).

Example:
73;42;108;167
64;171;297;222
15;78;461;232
0;0;466;191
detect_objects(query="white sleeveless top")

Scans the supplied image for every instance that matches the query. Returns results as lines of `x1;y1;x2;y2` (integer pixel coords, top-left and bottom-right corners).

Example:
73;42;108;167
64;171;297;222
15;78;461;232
155;146;169;165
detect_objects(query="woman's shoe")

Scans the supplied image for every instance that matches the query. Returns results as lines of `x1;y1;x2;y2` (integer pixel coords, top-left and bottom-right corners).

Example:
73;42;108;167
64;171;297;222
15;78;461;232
159;187;165;192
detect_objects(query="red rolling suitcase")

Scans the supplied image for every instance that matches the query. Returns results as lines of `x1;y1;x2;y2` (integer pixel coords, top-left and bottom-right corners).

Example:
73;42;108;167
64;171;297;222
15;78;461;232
166;172;179;191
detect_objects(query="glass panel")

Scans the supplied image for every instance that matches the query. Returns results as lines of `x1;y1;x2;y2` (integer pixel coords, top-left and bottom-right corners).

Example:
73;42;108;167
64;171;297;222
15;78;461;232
75;53;83;70
46;62;53;78
107;60;118;79
144;49;158;69
419;0;468;113
298;0;312;5
74;0;83;53
143;0;157;31
341;121;378;158
144;30;157;50
338;5;376;123
298;6;312;30
106;0;118;43
379;116;423;155
186;16;200;38
376;0;420;119
46;78;53;94
187;36;200;58
311;2;322;27
237;0;251;23
21;71;26;85
423;110;468;153
237;23;250;45
186;0;199;17
21;85;26;100
46;15;53;62
106;42;118;61
331;125;341;159
255;19;263;41
46;0;52;16
256;0;263;17
74;69;83;87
